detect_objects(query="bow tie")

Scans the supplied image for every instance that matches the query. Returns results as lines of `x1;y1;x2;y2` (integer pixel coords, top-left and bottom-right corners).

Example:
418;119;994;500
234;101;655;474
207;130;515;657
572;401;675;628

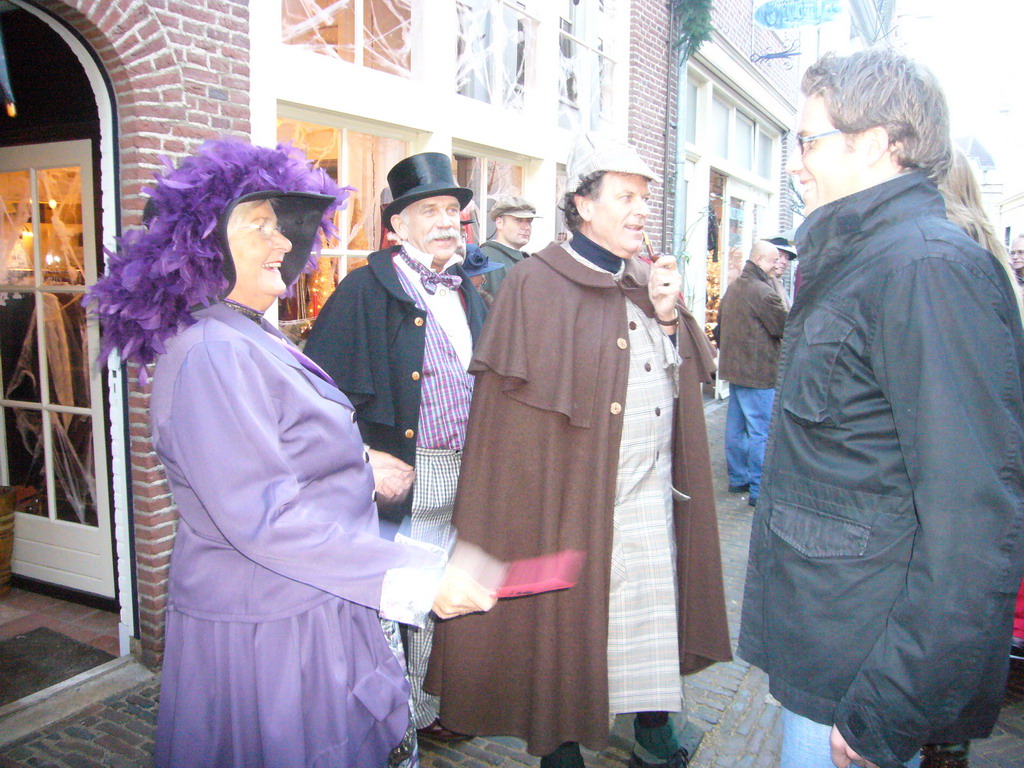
399;248;462;295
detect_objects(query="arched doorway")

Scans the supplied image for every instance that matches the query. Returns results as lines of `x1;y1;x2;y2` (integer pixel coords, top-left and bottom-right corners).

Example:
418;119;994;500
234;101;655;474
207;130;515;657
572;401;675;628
0;3;120;606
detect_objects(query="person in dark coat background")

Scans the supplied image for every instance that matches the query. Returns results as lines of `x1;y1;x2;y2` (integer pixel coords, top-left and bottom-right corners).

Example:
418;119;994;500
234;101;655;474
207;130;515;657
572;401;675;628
716;239;788;507
304;152;488;750
427;132;731;768
737;49;1024;768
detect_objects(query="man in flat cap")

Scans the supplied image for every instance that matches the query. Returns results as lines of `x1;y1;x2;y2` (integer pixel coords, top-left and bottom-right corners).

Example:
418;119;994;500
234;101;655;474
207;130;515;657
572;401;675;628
480;195;539;296
305;152;488;749
427;132;731;768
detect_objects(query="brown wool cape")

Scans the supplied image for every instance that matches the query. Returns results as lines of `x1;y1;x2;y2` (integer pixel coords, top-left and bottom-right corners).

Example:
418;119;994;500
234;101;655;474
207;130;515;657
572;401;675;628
425;244;732;756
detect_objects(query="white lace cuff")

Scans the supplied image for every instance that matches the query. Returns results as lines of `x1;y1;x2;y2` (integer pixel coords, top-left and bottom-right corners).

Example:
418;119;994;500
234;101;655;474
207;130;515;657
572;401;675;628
379;534;448;627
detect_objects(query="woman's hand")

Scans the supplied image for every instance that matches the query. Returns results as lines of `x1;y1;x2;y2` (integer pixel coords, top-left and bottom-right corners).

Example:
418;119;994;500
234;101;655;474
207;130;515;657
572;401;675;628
431;541;502;619
367;449;415;503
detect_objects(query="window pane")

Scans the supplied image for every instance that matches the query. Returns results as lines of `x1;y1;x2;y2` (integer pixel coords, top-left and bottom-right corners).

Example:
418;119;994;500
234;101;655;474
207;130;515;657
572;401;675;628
1;170;33;287
758;131;773;179
282;0;411;77
684;79;698;144
37;167;84;287
558;17;580;129
591;44;613;131
50;411;97;527
1;292;40;404
364;0;411;76
456;0;493;103
281;0;356;63
3;406;44;516
42;292;90;409
453;154;482;243
502;6;531;111
345;130;408;252
711;98;730;158
277;118;408;339
736;114;754;172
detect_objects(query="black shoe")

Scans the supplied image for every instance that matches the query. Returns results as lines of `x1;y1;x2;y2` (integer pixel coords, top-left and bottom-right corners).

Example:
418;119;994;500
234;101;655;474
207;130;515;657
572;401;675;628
748;496;758;507
728;483;749;493
628;747;689;768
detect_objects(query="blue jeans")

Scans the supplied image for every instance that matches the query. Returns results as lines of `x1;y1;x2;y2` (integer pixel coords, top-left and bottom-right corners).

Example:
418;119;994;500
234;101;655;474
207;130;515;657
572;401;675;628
780;709;921;768
724;385;775;498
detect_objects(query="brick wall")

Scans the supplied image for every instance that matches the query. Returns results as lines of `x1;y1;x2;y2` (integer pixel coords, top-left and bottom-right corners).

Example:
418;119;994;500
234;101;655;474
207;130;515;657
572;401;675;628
627;0;675;254
36;0;251;667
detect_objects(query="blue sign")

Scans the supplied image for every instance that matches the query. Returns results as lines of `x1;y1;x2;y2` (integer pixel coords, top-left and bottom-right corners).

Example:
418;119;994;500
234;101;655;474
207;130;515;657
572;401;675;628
753;0;844;29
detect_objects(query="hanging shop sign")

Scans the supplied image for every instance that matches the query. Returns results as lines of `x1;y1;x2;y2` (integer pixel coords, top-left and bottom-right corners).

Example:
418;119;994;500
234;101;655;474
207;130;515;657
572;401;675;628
753;0;844;29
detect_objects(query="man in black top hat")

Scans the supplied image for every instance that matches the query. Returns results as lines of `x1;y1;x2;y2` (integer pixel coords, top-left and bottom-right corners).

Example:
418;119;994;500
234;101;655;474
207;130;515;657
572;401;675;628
305;152;488;749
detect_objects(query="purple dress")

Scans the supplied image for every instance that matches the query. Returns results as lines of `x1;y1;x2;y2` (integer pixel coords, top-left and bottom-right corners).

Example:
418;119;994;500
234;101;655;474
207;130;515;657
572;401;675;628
150;303;437;768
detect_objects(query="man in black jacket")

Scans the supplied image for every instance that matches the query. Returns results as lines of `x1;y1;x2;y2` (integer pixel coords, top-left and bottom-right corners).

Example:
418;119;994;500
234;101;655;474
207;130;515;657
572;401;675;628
305;152;487;747
737;48;1024;768
717;239;788;506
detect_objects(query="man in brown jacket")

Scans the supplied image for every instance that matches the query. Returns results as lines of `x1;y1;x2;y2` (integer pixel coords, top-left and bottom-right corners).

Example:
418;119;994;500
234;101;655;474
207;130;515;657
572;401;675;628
426;132;731;768
717;239;789;506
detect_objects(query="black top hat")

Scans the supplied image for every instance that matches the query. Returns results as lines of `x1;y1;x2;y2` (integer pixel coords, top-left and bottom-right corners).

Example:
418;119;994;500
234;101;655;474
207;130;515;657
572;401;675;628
383;152;473;230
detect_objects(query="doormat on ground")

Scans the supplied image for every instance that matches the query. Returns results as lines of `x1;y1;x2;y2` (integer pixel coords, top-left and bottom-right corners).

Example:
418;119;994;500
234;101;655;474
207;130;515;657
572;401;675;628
0;626;114;707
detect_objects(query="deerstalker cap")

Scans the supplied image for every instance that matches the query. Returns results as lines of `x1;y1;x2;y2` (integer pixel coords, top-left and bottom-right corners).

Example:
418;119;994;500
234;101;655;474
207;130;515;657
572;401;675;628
566;131;660;192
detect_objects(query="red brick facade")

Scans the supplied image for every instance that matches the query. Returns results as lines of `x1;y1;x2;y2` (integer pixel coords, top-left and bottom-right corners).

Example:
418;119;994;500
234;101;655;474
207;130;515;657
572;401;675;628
31;0;251;666
627;0;676;253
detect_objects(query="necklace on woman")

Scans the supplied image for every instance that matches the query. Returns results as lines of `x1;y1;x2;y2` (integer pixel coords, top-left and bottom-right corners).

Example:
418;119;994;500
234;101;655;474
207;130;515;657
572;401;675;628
221;298;265;324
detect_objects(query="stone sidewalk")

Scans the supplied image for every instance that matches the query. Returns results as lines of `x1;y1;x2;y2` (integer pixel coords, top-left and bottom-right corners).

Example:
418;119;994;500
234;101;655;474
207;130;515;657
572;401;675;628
2;401;1022;767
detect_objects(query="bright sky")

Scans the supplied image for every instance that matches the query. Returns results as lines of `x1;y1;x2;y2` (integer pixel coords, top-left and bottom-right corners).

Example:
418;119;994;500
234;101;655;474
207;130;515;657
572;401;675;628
893;0;1024;182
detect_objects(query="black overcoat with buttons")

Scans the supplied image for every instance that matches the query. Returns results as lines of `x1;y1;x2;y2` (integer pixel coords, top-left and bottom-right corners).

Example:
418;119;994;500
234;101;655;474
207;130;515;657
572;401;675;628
304;247;487;523
425;243;732;756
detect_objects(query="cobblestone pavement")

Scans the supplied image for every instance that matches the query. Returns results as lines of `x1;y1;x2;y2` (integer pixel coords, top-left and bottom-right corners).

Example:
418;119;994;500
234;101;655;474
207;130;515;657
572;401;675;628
2;401;1022;767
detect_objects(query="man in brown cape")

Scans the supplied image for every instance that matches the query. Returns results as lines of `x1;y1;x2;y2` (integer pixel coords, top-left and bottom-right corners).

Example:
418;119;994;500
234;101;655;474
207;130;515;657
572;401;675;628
427;132;731;768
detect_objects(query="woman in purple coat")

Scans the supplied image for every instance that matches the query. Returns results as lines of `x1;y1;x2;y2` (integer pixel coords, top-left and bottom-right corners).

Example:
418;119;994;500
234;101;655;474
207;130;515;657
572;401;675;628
89;140;495;768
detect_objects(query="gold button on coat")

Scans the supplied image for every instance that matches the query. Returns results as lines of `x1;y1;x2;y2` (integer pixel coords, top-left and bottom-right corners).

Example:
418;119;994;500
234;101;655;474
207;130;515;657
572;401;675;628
405;429;415;439
411;371;421;381
610;402;622;415
616;338;628;350
414;317;425;327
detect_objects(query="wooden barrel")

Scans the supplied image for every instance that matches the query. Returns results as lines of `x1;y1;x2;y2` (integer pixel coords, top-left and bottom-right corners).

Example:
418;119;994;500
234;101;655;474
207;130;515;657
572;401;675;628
0;486;15;597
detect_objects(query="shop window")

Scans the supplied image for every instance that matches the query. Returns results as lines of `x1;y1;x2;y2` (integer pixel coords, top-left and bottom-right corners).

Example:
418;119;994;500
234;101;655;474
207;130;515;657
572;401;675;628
453;152;524;244
277;116;409;340
558;0;615;131
281;0;412;78
456;0;535;111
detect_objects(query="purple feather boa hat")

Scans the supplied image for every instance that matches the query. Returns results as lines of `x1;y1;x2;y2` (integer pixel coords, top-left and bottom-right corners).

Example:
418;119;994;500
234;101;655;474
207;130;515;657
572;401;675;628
87;139;350;366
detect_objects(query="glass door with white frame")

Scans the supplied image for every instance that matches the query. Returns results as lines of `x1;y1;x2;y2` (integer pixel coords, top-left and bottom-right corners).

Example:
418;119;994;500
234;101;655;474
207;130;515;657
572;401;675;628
0;139;114;598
